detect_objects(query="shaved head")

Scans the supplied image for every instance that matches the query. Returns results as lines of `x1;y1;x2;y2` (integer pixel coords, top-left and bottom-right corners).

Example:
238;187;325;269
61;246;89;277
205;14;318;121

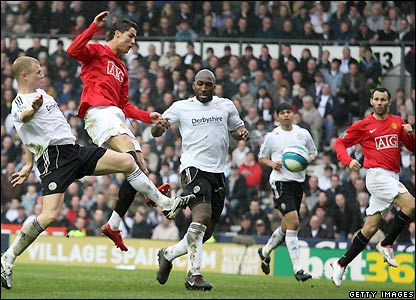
194;69;216;83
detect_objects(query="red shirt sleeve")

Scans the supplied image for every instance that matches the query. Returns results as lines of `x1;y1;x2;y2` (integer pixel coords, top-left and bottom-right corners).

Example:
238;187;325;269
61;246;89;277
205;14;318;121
335;121;364;167
122;103;152;123
67;23;99;63
400;123;415;153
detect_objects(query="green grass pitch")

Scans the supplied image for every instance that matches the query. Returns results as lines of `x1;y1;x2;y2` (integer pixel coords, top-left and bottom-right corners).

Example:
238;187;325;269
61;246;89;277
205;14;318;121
1;264;414;299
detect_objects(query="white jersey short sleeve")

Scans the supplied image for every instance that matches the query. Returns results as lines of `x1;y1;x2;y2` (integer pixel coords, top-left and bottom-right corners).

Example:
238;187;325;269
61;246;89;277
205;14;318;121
11;89;76;160
163;96;244;173
258;124;318;183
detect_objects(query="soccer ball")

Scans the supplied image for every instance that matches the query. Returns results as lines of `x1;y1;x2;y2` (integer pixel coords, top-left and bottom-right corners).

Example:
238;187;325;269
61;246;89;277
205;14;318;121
282;145;310;172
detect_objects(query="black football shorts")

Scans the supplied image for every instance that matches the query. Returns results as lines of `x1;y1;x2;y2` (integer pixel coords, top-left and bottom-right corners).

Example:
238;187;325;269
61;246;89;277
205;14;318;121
180;166;225;223
37;144;106;195
270;180;304;216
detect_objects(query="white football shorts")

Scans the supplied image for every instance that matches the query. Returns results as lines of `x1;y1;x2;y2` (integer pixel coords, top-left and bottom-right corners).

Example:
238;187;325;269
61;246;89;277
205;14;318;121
365;167;408;217
84;106;142;151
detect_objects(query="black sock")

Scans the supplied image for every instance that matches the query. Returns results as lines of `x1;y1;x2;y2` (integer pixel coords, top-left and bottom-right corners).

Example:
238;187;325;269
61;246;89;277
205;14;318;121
339;231;369;267
127;150;140;165
114;179;137;217
382;211;410;246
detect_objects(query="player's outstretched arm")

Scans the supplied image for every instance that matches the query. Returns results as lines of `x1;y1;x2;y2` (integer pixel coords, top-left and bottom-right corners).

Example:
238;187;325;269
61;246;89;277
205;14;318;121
11;146;34;187
93;11;109;27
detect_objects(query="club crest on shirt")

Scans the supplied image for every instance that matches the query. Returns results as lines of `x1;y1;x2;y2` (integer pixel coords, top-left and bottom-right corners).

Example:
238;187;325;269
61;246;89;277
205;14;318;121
48;182;57;191
193;185;201;194
391;122;398;129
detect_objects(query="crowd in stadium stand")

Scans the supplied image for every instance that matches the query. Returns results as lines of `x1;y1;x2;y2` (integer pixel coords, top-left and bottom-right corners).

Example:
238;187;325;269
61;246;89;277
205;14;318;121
1;1;415;244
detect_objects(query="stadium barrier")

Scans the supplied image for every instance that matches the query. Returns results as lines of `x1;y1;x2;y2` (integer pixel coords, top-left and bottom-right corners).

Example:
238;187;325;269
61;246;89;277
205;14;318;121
1;233;414;285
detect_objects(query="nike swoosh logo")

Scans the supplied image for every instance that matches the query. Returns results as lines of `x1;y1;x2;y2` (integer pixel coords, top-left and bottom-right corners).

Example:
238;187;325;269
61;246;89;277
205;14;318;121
369;129;377;133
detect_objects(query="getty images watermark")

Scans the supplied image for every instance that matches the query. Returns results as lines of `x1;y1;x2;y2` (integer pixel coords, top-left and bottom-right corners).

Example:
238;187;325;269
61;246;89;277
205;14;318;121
349;291;414;298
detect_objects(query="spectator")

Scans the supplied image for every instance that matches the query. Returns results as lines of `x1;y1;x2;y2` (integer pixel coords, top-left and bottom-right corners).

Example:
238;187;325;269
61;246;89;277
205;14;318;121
339;61;369;121
175;20;198;42
305;175;322;211
25;37;49;61
50;1;70;35
292;5;310;34
182;42;202;67
254;219;270;236
247;200;271;234
1;162;24;204
238;214;255;235
330;193;361;241
216;1;236;31
122;1;141;26
299;95;322;150
67;217;87;237
310;3;329;34
233;81;255;112
219;16;237;38
235;16;253;38
355;21;375;42
314;206;335;239
28;1;51;34
347;5;364;32
366;3;384;33
238;152;263;200
131;206;152;239
151;217;179;241
226;163;249;217
370;18;400;44
299;214;332;240
404;45;415;90
12;14;33;36
86;209;106;236
398;18;415;42
322;58;343;97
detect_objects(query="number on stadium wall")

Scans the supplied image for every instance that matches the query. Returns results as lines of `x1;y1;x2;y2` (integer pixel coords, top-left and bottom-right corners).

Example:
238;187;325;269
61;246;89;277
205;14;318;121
374;52;394;71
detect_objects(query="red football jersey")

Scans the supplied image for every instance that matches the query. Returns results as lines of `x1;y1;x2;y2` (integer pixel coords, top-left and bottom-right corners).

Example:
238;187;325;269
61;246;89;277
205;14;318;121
67;23;151;123
335;113;415;173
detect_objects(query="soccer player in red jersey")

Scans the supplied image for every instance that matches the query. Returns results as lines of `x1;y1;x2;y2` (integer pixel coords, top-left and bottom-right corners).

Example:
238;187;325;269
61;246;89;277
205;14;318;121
331;87;415;287
67;11;192;251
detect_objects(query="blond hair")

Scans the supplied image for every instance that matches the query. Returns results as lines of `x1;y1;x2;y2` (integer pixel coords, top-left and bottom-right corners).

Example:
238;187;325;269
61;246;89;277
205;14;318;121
12;56;39;79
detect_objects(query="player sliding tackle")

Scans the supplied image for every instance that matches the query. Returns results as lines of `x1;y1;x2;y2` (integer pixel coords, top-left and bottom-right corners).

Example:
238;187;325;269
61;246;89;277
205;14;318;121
0;56;193;290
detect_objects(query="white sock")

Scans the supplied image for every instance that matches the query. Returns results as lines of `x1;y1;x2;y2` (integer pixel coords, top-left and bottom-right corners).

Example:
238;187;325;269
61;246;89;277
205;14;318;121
127;167;170;209
285;229;301;273
164;235;188;261
186;222;206;276
107;211;122;230
5;218;44;264
263;226;285;258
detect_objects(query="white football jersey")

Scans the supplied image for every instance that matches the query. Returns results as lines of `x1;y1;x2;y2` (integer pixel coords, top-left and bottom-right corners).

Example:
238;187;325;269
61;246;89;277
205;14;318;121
163;96;244;173
258;124;318;183
12;89;76;160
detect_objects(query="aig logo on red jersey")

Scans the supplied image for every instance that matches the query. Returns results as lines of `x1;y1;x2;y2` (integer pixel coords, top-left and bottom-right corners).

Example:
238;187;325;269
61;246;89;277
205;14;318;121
107;61;124;83
375;134;398;150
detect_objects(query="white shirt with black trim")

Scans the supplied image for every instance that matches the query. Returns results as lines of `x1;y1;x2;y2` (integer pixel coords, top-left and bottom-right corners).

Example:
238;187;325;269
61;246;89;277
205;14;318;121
162;96;244;173
11;89;75;160
258;124;318;183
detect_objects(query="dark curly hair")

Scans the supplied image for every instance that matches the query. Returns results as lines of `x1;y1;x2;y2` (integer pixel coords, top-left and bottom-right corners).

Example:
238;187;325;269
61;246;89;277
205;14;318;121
106;18;138;41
